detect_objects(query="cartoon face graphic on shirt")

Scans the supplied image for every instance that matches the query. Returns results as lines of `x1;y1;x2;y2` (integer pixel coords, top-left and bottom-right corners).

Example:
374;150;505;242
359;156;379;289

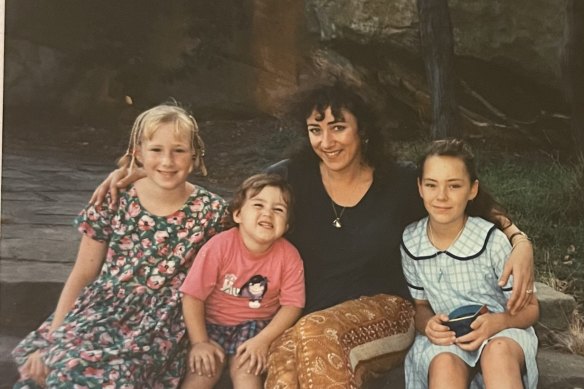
238;274;268;309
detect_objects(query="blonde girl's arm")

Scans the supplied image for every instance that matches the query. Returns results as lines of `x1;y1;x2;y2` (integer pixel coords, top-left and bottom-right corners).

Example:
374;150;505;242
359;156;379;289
49;235;107;333
496;220;535;315
182;294;224;377
235;305;302;374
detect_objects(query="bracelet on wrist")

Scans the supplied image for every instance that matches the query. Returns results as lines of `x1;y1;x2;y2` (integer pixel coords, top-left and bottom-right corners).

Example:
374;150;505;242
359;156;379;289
512;237;532;250
509;231;529;245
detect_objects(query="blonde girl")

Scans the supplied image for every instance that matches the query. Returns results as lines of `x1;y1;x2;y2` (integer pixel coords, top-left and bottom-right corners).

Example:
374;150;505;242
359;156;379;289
12;104;228;388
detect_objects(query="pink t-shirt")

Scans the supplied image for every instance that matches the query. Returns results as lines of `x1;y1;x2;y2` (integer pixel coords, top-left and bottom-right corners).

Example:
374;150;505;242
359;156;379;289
180;228;305;326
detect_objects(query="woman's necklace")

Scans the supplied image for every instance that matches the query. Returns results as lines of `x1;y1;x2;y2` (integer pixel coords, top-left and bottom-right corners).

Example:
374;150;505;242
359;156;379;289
331;202;346;228
427;216;467;250
322;165;371;229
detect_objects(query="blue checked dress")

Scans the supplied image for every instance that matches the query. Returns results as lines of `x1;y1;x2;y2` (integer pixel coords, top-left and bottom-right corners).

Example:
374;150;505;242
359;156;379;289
400;216;538;389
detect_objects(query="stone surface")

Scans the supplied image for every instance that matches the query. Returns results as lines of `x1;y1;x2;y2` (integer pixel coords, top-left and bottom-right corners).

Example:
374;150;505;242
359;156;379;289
306;0;567;88
535;281;577;332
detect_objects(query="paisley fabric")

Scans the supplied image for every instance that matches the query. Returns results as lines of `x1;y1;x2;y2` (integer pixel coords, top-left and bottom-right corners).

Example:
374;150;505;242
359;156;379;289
266;294;415;389
12;185;227;388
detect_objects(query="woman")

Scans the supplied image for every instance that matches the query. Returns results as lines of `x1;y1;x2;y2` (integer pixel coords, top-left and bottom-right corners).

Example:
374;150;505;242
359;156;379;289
92;82;534;387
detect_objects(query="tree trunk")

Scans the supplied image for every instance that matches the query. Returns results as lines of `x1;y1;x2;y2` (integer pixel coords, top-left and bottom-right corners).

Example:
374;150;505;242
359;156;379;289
562;0;584;157
416;0;462;139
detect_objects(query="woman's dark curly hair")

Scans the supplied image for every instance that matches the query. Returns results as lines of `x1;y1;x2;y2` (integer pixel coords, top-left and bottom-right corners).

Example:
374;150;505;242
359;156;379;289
287;81;393;171
418;139;511;229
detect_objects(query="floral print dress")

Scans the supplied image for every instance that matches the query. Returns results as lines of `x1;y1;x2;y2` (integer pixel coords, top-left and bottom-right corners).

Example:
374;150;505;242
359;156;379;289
12;184;227;388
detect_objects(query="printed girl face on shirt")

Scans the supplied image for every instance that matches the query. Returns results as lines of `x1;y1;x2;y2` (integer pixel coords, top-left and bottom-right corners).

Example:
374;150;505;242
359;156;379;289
233;185;289;254
418;155;479;227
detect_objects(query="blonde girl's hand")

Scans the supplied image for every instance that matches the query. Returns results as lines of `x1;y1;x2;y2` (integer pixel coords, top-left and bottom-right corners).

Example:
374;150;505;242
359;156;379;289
21;350;49;387
187;341;225;378
425;314;456;346
235;336;270;375
455;313;502;351
89;167;145;208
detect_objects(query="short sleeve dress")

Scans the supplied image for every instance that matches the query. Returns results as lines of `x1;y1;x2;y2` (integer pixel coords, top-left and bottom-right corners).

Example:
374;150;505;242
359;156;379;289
12;184;227;388
400;216;538;389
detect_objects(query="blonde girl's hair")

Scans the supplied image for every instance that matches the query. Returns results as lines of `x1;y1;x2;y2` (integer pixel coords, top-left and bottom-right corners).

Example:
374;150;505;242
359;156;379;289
117;103;207;176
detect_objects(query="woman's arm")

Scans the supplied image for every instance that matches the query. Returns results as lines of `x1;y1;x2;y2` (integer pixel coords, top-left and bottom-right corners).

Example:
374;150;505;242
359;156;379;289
90;167;146;208
497;220;535;315
49;235;107;332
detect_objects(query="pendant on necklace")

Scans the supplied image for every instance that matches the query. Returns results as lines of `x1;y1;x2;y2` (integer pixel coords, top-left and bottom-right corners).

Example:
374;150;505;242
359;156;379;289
332;218;342;228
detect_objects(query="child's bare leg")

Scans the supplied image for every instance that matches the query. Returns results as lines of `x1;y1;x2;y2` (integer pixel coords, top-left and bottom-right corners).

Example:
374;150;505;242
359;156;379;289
229;354;263;389
428;352;470;389
480;337;525;389
181;358;225;389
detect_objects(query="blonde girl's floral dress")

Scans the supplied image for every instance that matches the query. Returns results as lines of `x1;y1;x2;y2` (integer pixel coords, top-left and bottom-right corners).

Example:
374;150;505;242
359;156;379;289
12;184;227;388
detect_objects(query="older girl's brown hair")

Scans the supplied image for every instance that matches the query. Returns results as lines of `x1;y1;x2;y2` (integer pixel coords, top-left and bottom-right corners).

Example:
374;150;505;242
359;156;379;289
228;173;295;228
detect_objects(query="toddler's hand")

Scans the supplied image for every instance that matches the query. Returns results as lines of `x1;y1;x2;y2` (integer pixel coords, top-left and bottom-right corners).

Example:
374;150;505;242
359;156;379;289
235;336;269;375
187;341;225;378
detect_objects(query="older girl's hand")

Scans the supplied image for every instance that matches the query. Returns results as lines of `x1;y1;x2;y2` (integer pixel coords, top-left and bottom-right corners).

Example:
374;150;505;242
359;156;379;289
498;240;535;315
21;350;49;387
455;313;503;351
89;167;145;208
425;314;456;346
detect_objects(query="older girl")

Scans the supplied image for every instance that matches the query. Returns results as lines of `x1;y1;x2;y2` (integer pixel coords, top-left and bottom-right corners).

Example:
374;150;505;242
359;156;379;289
12;104;227;388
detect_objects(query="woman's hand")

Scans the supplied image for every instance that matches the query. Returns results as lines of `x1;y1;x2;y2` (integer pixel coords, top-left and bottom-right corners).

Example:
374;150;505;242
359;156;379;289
235;335;270;375
498;241;535;315
21;350;49;387
89;167;145;208
187;341;225;378
425;314;456;346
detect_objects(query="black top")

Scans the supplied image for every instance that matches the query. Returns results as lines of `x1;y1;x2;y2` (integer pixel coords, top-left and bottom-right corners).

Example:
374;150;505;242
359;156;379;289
268;159;425;313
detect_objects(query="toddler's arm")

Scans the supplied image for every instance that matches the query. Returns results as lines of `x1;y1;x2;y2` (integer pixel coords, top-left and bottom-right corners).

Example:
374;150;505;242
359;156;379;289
235;305;302;375
182;295;225;377
456;293;539;351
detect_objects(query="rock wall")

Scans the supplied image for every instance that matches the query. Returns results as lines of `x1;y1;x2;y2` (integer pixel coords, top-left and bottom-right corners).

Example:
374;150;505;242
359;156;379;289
3;0;574;146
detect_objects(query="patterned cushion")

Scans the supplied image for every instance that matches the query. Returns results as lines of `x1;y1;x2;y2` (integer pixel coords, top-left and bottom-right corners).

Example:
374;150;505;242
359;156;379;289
266;294;415;388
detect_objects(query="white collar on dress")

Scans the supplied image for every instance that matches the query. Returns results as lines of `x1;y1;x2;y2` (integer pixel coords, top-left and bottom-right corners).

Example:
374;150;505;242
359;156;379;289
401;216;497;261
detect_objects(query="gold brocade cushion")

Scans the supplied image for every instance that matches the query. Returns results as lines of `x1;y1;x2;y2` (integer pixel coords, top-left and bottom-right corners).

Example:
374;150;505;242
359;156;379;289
266;294;415;389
